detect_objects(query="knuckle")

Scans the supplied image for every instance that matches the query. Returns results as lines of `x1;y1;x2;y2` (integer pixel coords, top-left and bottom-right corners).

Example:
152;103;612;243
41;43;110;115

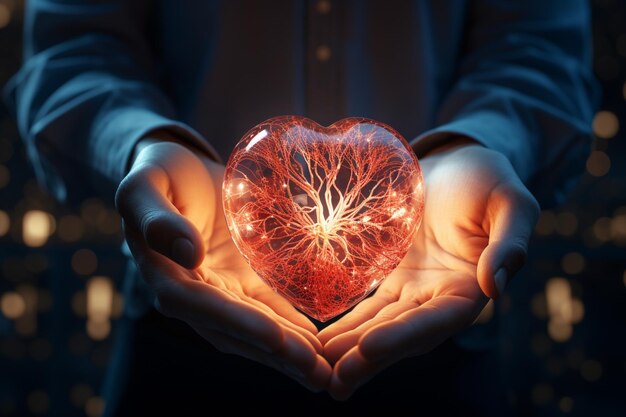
511;187;540;217
509;237;529;254
139;210;161;238
520;191;540;219
115;172;142;212
114;182;130;213
506;239;529;272
142;210;179;243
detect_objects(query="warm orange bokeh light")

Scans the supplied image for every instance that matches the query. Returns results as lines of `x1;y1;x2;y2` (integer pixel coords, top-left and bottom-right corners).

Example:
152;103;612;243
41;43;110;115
223;116;424;321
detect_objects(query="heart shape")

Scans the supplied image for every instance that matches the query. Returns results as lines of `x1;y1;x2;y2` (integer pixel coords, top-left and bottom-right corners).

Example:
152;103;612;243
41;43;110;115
223;116;424;321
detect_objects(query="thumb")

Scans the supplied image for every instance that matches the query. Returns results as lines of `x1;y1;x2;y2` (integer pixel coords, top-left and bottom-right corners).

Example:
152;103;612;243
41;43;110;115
476;184;539;299
115;167;205;269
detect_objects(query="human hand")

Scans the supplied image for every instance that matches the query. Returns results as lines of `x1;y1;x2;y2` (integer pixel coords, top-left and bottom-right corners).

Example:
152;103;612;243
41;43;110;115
318;141;540;399
115;138;331;390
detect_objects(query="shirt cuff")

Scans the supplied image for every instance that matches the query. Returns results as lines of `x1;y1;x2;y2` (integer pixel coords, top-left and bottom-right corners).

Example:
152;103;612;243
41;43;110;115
409;111;536;183
89;106;221;193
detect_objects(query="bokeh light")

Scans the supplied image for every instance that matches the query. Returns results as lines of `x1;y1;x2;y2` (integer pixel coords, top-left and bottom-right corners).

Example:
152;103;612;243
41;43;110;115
0;209;9;236
1;291;25;319
26;390;49;415
71;249;98;276
586;150;611;177
561;252;586;275
0;3;11;29
70;383;94;408
592;110;619;138
86;276;113;340
22;210;54;247
559;397;574;413
580;360;603;382
57;215;84;242
535;211;556;235
85;396;105;417
544;277;584;343
0;0;624;415
555;212;578;236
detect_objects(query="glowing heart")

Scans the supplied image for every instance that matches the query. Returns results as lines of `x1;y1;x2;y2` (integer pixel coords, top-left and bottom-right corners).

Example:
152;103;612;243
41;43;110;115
223;116;424;321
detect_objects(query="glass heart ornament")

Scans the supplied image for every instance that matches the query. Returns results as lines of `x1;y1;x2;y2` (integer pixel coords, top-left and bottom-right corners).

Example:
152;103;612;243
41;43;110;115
223;116;424;322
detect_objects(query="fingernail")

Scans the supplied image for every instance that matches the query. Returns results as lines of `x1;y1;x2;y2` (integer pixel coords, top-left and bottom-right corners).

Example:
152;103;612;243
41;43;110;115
495;268;508;297
171;238;195;268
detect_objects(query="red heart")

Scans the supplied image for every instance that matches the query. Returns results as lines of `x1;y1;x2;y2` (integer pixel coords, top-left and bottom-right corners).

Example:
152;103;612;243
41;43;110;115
223;116;424;322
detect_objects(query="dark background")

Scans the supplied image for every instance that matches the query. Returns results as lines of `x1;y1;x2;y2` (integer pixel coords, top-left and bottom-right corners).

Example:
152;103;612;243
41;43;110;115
0;1;625;416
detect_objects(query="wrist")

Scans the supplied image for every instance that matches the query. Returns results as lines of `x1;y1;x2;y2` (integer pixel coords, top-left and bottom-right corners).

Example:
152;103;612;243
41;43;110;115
422;136;482;158
128;132;225;185
131;131;185;165
130;130;219;172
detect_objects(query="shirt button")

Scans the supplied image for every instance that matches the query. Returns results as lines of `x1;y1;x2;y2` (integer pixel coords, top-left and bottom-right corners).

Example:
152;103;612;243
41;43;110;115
317;0;331;14
316;45;331;62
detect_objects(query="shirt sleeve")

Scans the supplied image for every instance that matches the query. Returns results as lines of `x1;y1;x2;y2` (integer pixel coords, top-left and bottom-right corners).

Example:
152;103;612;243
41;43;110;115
410;0;600;206
2;0;220;204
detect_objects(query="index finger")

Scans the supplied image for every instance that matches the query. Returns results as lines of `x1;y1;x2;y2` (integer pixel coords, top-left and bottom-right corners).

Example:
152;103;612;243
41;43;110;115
128;226;286;353
331;295;484;394
358;294;484;363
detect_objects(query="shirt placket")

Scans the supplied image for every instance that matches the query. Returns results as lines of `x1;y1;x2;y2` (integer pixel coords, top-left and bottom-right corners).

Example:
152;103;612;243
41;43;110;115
305;0;345;124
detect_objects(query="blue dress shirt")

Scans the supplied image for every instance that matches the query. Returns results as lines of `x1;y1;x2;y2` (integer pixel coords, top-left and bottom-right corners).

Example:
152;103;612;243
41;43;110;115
3;2;600;414
5;0;597;207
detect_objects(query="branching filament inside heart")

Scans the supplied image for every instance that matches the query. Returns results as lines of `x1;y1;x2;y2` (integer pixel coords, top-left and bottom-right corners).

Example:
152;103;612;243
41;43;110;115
223;117;424;321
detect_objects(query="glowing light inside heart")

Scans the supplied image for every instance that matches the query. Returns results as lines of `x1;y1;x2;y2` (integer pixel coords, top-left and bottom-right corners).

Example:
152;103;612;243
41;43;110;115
223;116;424;322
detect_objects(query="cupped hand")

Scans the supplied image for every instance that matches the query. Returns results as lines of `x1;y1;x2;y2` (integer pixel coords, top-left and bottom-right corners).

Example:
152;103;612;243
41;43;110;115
115;139;331;390
317;142;540;399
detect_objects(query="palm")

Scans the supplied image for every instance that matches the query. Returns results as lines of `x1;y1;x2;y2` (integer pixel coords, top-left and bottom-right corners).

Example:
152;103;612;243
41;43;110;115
318;144;538;398
192;162;318;334
119;142;329;389
364;144;499;324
